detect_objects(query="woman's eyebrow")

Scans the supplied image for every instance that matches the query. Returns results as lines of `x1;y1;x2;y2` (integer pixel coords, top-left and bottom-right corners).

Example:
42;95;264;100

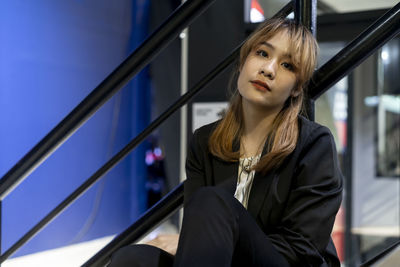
260;41;292;59
260;41;274;50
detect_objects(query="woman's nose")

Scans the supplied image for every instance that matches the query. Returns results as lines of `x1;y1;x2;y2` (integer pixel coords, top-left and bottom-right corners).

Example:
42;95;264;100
259;60;276;79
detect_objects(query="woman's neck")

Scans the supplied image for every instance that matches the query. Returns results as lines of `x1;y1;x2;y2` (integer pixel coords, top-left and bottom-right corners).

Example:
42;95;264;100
241;102;279;157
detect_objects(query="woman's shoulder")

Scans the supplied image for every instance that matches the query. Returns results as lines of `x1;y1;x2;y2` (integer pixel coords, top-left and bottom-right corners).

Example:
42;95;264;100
192;120;220;139
297;115;335;146
188;120;221;156
298;115;333;134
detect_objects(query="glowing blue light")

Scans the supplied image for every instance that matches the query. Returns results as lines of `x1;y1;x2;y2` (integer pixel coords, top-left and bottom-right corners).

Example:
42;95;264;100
154;147;162;157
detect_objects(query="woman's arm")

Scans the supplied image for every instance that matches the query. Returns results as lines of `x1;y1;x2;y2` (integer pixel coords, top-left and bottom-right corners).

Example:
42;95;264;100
146;128;209;255
267;126;343;266
184;128;208;203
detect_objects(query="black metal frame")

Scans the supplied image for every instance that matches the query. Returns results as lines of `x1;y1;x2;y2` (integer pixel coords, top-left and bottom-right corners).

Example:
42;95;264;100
345;72;356;266
1;0;399;266
359;240;400;267
0;0;216;201
295;0;317;35
308;2;400;100
0;0;216;263
83;183;184;267
317;8;392;42
295;0;317;120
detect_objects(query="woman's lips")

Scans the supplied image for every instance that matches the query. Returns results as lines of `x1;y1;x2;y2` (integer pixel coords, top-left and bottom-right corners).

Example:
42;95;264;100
251;80;270;92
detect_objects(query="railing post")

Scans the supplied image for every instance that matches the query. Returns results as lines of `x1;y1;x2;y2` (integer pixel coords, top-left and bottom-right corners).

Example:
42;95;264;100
294;0;317;121
345;73;355;266
294;0;317;34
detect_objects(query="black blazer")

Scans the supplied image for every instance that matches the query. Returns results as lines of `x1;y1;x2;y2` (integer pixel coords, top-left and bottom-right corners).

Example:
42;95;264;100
185;116;343;266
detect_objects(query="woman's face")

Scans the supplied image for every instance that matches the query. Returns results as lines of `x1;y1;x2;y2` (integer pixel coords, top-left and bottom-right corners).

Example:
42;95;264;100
237;30;298;114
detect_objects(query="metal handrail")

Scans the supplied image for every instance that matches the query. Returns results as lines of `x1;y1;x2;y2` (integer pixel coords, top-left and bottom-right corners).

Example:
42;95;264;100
295;0;317;120
0;0;215;201
0;30;238;266
309;1;400;100
360;240;400;267
0;0;216;263
83;183;184;267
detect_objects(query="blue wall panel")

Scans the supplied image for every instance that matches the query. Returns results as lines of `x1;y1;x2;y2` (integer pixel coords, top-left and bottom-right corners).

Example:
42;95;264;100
0;0;149;257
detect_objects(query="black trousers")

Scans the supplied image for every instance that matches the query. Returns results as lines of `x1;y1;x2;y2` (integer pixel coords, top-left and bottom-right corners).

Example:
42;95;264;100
108;187;290;267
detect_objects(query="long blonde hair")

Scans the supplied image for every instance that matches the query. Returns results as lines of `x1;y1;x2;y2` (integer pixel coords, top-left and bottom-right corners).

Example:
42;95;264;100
209;18;318;174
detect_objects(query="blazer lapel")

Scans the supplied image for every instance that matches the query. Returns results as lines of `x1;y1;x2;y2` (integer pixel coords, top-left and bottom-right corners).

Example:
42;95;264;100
247;170;275;219
213;158;238;194
212;137;240;194
247;137;274;219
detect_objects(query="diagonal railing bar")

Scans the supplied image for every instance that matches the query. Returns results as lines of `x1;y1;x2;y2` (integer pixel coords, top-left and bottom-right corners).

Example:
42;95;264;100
309;1;400;100
295;0;317;121
0;37;237;265
0;0;216;201
359;240;400;267
0;2;294;263
82;183;184;267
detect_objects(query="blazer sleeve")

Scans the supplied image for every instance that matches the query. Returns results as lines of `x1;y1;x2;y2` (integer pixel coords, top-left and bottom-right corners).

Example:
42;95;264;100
267;126;343;266
184;128;207;205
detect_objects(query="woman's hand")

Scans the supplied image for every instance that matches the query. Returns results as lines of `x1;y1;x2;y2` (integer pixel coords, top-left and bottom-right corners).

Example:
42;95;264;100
146;233;179;255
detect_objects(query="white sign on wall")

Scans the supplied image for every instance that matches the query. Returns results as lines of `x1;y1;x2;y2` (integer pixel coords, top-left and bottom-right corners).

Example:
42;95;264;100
192;102;228;132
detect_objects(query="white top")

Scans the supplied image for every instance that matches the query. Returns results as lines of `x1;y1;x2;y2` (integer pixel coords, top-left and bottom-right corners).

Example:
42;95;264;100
234;154;261;209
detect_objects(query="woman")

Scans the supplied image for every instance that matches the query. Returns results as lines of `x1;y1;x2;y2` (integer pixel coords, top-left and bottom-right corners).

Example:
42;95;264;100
109;18;343;267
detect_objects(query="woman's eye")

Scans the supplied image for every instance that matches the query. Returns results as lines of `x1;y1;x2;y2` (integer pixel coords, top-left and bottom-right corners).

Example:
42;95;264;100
256;50;268;57
282;62;294;71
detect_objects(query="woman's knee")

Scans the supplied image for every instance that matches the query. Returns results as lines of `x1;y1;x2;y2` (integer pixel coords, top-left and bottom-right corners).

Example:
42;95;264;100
187;187;229;208
185;187;239;220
